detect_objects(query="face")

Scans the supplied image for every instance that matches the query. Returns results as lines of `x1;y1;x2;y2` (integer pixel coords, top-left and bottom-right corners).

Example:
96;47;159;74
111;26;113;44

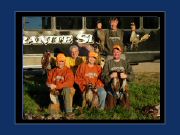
71;48;79;59
131;24;136;31
97;23;102;29
113;49;121;60
88;56;96;65
57;61;65;68
110;19;118;30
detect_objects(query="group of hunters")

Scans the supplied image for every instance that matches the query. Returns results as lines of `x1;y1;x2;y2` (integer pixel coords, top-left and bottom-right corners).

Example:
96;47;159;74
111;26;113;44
43;17;148;118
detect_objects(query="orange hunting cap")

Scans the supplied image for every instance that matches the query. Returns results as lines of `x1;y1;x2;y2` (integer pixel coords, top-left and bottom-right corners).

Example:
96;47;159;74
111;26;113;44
88;51;98;59
113;45;123;52
56;53;66;62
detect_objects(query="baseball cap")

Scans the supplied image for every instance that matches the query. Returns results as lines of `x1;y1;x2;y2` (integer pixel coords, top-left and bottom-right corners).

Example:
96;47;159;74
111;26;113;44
88;51;98;59
113;45;123;52
56;53;66;62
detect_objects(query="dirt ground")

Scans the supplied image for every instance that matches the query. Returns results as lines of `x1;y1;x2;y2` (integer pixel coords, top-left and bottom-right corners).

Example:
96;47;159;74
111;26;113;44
132;61;160;84
132;62;160;73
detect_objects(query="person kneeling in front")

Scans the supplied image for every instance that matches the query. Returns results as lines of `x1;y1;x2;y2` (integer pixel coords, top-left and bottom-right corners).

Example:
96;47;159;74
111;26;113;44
46;53;75;118
75;51;106;110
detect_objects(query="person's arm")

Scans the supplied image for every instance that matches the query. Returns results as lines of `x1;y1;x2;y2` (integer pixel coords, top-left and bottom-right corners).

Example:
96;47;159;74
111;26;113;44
46;69;56;89
46;69;53;85
75;64;86;92
95;65;104;88
125;60;134;81
101;60;111;85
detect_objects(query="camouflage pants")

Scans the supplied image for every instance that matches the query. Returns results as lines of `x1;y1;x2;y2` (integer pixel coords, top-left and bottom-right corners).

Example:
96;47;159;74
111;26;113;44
50;87;75;113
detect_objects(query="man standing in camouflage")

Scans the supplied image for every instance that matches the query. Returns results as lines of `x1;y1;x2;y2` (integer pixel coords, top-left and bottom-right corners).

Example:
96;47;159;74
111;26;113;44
93;20;105;54
104;17;125;60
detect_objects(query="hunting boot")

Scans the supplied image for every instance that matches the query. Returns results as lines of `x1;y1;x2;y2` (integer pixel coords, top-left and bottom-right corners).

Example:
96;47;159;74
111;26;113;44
49;104;61;115
48;103;60;113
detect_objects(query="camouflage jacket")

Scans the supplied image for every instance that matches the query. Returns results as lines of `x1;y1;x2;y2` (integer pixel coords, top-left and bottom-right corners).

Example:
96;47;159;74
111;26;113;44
104;29;124;55
101;58;134;85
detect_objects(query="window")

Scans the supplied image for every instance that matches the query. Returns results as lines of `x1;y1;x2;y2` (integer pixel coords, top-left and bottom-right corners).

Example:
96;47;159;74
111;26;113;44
24;17;51;30
143;17;159;29
86;17;140;29
56;17;82;29
86;17;110;29
42;17;51;29
118;17;140;29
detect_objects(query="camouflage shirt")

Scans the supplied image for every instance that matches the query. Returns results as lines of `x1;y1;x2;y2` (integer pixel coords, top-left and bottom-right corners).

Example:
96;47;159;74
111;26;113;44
101;58;134;85
104;29;124;55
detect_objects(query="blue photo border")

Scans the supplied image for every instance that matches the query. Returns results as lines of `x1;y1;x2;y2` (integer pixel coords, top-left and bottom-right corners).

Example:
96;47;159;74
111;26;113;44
2;0;179;134
16;11;164;124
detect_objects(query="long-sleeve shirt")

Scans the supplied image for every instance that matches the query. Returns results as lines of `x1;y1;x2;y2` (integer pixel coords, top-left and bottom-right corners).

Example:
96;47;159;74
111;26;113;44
101;58;134;85
104;29;124;55
65;56;86;74
75;63;104;92
47;66;74;90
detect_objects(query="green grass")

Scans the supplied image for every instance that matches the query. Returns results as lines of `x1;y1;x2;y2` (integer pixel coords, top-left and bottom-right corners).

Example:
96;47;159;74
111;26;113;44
23;72;160;120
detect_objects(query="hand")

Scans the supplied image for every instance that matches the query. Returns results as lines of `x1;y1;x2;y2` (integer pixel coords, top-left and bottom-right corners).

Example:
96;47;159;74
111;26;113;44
110;72;118;78
50;89;59;95
93;88;98;93
49;84;56;90
120;73;127;79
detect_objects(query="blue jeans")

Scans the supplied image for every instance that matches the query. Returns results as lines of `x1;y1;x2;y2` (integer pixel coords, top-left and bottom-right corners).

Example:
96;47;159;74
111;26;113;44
97;87;107;110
